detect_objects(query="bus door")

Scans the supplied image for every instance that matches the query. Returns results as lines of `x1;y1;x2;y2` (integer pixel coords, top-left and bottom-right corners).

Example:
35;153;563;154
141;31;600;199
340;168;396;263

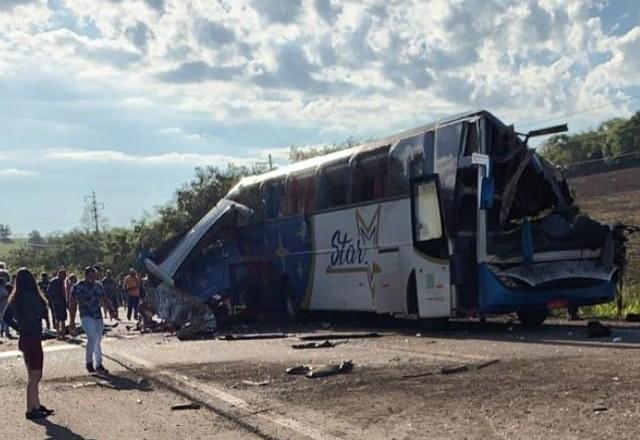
410;176;451;318
373;242;403;314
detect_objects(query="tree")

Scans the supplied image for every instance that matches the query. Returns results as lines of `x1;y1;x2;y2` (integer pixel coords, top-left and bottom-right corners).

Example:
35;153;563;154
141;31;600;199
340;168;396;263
0;224;12;243
540;111;640;166
27;230;45;246
288;136;363;163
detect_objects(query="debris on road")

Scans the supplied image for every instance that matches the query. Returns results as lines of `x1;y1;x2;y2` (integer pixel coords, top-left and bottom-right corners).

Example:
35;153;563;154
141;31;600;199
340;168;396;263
593;406;608;413
286;361;355;378
306;360;354;378
219;332;288;341
286;365;311;375
587;320;612;338
401;372;435;379
171;403;202;411
440;365;470;375
299;332;381;341
475;359;500;370
291;340;344;349
241;380;270;387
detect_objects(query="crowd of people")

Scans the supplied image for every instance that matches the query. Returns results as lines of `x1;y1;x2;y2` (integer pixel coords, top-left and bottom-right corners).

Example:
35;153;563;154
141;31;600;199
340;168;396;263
0;261;146;420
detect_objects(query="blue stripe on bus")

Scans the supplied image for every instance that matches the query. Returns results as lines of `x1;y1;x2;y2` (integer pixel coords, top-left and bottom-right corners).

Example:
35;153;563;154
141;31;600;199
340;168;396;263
477;264;616;314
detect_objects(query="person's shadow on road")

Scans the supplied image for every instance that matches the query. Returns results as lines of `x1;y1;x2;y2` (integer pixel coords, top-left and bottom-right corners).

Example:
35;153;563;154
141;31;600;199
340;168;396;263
93;372;153;392
32;418;89;440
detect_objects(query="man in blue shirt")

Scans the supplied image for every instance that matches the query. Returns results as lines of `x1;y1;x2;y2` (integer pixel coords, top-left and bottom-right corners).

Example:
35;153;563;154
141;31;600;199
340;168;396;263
72;267;115;374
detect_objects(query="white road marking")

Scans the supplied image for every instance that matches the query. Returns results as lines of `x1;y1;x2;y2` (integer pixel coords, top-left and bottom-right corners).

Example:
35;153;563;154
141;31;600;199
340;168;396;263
114;351;342;440
0;344;80;360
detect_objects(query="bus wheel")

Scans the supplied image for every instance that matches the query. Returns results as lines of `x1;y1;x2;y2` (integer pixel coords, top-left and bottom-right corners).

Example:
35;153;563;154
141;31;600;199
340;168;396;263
517;310;548;327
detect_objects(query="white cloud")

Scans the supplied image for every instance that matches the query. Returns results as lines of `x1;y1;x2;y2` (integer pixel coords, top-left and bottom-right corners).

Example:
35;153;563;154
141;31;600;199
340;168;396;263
0;0;639;139
43;148;257;167
0;168;37;177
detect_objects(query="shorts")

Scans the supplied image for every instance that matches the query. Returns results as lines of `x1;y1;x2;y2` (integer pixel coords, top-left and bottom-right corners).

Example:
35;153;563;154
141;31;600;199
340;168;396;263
53;303;68;322
18;336;43;371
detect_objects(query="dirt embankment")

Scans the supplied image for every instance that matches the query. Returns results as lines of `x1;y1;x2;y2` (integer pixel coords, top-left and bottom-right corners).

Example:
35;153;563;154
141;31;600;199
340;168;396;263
570;167;640;284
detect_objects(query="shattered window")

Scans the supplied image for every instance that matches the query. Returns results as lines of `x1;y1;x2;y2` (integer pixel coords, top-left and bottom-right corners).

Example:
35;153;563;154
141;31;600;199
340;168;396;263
387;133;426;197
352;148;389;203
263;179;287;219
288;173;316;215
320;160;349;209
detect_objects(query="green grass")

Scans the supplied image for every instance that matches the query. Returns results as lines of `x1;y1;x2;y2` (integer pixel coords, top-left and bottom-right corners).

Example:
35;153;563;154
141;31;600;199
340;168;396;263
581;284;640;320
0;238;27;259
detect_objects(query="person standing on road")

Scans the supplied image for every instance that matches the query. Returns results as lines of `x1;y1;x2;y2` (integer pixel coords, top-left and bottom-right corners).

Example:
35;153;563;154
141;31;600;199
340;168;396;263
72;267;115;375
2;268;55;419
66;274;79;336
37;273;51;330
123;268;141;321
0;270;12;338
101;270;120;321
47;270;68;340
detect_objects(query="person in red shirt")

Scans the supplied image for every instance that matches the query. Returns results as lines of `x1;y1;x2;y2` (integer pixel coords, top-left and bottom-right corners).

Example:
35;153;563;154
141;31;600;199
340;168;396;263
123;268;140;321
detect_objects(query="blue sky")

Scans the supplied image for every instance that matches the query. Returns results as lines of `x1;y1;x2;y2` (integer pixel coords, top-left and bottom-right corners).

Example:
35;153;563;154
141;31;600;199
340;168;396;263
0;0;639;235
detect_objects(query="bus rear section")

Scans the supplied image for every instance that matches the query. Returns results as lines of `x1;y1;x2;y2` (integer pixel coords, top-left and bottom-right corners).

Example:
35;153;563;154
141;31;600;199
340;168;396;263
448;114;630;324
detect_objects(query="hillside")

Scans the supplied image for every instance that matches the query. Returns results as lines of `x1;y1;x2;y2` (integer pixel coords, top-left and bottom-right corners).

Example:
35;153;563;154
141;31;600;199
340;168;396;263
570;167;640;284
0;238;26;261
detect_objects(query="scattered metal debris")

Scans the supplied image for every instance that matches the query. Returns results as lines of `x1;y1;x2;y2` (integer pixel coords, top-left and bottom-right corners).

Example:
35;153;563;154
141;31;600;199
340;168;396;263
241;380;270;387
219;333;288;341
291;340;345;350
587;320;612;338
299;332;380;341
286;361;354;378
171;403;202;411
286;365;311;376
475;359;500;370
401;372;435;379
306;360;354;378
440;365;470;375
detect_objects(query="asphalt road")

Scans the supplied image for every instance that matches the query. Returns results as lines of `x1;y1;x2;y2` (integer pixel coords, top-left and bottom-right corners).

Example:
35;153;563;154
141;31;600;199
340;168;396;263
2;316;640;440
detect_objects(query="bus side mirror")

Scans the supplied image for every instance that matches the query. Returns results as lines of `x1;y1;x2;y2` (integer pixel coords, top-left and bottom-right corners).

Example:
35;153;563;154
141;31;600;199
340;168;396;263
480;177;494;210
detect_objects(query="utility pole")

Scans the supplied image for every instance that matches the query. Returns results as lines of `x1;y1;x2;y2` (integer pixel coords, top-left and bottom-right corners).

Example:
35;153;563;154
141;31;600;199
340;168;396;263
84;191;104;234
268;154;273;171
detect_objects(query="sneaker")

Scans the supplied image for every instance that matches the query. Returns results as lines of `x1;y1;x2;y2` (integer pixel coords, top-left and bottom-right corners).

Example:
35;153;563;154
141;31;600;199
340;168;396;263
95;365;110;375
26;409;47;420
86;362;95;373
38;405;55;416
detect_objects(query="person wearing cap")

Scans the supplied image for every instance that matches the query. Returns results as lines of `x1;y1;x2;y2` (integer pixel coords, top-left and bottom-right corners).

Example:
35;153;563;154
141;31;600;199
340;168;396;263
72;267;116;374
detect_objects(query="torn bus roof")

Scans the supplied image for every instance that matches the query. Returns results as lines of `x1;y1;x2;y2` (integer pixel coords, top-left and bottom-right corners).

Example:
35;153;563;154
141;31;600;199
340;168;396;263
146;199;253;283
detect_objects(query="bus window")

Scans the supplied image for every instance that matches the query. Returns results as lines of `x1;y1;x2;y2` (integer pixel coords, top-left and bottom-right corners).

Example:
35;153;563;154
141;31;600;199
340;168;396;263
288;173;316;215
387;133;425;197
227;184;263;219
320;161;349;209
413;179;443;242
263;179;287;219
352;149;389;203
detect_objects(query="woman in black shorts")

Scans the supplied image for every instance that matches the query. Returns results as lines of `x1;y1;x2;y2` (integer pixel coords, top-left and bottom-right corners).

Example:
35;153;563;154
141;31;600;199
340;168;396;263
2;268;55;419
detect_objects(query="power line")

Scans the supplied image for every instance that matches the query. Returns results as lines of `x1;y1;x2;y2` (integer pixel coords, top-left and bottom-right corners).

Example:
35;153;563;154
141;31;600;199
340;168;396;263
517;91;640;129
84;191;104;234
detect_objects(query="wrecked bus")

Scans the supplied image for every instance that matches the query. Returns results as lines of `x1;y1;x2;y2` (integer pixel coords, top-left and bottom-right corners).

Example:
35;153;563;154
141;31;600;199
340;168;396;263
145;110;629;326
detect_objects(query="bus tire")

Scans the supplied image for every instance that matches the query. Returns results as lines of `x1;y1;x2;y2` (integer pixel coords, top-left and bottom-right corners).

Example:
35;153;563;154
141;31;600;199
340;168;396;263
517;310;548;327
